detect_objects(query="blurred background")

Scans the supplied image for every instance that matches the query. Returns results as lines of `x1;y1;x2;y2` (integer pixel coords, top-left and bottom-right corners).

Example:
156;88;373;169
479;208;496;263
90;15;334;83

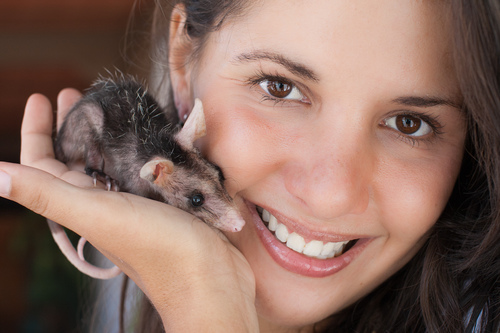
0;1;152;331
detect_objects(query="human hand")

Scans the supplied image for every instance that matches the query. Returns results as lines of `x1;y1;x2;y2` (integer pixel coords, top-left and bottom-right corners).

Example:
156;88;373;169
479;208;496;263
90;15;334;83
0;91;258;331
20;89;98;188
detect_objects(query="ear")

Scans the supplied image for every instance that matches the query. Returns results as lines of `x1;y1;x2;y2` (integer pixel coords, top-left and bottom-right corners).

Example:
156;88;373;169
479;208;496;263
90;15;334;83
169;4;194;121
174;98;206;149
140;158;175;187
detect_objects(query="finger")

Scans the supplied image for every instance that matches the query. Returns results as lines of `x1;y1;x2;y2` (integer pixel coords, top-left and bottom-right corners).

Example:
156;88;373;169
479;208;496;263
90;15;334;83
57;88;82;131
0;161;208;281
0;162;130;276
20;90;99;184
20;94;55;166
0;162;195;242
0;162;89;229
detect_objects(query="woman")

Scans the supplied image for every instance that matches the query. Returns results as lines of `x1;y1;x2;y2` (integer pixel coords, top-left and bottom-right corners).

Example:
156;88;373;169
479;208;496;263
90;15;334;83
0;0;498;331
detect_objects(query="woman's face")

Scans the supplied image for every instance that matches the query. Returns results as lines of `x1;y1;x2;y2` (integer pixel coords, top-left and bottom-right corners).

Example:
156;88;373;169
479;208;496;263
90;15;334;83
171;0;466;331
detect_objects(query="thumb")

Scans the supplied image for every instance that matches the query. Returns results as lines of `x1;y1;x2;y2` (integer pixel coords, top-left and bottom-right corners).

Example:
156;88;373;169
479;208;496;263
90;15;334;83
0;162;84;224
0;161;202;250
0;162;137;239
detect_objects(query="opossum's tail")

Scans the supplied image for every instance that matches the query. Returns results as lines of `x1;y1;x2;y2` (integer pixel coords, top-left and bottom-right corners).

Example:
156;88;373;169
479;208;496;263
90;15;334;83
47;219;122;279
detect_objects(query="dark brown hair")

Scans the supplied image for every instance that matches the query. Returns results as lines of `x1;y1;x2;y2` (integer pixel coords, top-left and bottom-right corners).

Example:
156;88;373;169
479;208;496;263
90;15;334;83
116;1;500;331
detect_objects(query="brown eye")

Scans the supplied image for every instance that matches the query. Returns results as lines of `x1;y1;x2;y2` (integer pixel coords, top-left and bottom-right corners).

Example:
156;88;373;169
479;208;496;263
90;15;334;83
266;80;292;98
384;114;432;137
396;115;421;134
258;79;305;101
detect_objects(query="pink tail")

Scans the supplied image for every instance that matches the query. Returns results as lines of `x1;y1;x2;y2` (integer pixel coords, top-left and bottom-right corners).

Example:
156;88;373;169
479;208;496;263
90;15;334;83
47;219;122;279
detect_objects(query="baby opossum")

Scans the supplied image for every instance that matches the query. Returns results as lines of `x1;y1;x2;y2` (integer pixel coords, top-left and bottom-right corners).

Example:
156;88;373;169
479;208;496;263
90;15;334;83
49;76;245;279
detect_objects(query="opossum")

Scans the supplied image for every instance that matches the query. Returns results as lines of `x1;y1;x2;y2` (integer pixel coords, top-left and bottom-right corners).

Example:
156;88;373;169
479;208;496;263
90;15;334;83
49;76;245;279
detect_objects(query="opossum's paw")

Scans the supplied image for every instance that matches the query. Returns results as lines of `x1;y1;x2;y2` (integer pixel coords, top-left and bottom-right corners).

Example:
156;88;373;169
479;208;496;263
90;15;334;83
85;168;119;192
104;176;119;192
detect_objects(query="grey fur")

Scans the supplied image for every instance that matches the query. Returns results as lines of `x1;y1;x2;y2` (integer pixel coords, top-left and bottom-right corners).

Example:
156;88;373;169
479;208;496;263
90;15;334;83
50;75;244;279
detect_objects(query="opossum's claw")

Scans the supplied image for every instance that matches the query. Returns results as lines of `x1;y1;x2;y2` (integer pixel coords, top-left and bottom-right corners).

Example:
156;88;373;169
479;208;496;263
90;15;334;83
86;168;119;191
90;170;98;187
105;176;119;192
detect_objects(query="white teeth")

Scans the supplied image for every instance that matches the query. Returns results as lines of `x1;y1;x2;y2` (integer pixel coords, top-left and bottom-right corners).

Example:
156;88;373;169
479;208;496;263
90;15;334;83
262;209;270;223
286;232;306;253
321;242;337;257
321;242;343;259
275;223;289;242
268;214;278;231
303;240;323;257
259;208;351;259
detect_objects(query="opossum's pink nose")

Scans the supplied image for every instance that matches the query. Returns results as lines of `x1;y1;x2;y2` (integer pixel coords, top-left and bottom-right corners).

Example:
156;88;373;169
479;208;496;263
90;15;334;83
220;209;245;232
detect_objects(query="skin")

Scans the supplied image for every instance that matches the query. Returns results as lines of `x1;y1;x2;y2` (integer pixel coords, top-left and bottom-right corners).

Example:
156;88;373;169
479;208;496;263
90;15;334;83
0;0;466;332
4;91;258;332
169;0;466;331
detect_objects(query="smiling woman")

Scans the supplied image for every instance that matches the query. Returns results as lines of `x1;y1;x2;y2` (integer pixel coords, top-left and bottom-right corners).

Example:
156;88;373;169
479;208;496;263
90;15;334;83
162;1;467;329
0;0;499;332
130;0;496;331
144;0;496;331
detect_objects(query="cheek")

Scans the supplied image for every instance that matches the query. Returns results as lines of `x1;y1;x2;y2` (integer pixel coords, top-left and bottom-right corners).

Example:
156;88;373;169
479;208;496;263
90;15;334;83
377;152;462;245
196;96;281;195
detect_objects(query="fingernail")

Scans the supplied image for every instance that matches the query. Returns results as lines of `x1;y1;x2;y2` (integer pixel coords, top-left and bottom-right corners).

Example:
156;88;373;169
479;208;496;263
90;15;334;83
0;170;12;197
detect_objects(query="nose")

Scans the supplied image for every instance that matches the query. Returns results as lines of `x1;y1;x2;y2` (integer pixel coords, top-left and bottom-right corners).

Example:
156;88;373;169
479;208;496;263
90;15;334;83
282;124;373;220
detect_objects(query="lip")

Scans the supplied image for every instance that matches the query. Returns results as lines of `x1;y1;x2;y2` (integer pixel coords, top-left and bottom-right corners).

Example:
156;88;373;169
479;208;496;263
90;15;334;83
245;200;373;278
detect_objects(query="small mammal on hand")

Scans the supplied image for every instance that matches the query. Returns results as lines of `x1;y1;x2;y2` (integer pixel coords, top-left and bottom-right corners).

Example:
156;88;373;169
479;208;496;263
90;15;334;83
49;75;245;279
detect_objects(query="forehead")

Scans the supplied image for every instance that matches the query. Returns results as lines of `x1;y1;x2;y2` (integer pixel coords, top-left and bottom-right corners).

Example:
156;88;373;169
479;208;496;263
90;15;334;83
204;0;457;98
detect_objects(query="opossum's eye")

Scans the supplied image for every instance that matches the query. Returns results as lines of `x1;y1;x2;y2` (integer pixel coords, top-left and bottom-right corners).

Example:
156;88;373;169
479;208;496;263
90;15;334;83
190;194;205;207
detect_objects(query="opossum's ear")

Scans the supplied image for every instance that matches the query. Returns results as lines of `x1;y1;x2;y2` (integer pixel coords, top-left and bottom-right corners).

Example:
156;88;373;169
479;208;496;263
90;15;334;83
175;98;206;149
140;158;174;186
169;4;193;122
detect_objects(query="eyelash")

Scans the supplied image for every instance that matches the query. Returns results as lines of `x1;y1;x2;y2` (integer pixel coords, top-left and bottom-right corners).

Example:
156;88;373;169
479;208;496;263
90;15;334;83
245;71;444;147
246;71;309;106
382;112;444;147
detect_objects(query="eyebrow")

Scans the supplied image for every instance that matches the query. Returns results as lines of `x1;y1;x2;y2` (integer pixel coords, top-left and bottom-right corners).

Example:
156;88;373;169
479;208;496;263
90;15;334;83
392;96;463;110
234;51;462;109
234;50;320;82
